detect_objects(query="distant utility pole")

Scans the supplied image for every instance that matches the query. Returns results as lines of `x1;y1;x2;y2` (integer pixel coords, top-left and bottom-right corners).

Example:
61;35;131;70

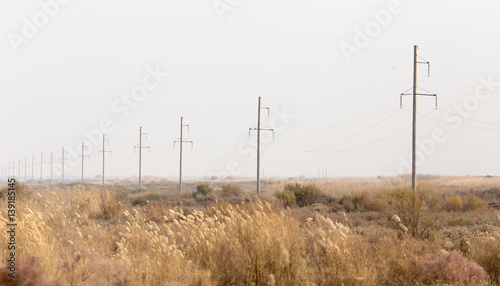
174;117;193;193
79;142;90;183
99;135;111;185
249;97;274;194
18;159;20;181
24;157;27;182
135;127;150;189
400;45;437;191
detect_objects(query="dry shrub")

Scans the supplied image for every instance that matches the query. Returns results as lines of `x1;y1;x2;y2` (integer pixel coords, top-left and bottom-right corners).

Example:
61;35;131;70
338;192;371;212
220;184;243;198
384;189;439;239
416;250;486;285
444;195;464;212
0;256;60;286
99;188;121;220
470;236;500;283
464;196;488;212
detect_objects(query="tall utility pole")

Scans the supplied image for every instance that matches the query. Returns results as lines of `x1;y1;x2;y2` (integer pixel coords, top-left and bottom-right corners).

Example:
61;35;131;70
174;117;193;193
400;45;437;190
249;97;274;194
79;142;90;183
99;135;111;185
135;127;150;189
24;157;27;182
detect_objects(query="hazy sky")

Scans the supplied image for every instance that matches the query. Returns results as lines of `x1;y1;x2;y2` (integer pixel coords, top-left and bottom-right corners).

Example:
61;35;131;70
1;0;500;180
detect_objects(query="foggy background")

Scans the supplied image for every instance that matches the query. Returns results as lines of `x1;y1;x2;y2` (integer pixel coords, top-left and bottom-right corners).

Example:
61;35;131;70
1;0;499;180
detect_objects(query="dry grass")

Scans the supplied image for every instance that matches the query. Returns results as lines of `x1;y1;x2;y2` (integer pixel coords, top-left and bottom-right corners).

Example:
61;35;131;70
0;176;499;285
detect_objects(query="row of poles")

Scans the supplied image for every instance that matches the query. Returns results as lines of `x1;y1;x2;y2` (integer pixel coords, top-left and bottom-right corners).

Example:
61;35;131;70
2;46;433;193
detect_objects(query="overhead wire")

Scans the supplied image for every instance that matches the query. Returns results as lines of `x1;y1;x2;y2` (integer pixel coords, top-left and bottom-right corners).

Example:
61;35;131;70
264;52;412;109
287;97;399;130
272;108;401;153
420;48;500;61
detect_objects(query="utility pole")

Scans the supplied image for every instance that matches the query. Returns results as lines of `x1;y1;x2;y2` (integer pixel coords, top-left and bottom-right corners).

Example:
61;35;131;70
400;45;437;191
79;142;90;183
249;97;274;194
99;135;111;185
135;127;150;189
174;117;193;193
18;159;20;181
24;157;27;182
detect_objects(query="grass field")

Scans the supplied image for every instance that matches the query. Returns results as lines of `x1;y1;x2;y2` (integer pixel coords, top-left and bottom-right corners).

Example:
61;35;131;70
1;175;499;285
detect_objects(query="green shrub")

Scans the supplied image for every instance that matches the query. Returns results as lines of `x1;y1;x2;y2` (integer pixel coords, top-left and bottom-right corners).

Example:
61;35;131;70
275;183;322;207
275;189;296;207
195;183;213;197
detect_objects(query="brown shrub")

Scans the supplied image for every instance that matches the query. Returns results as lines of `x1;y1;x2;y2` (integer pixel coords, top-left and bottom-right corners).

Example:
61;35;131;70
220;184;243;198
416;250;486;285
444;195;464;212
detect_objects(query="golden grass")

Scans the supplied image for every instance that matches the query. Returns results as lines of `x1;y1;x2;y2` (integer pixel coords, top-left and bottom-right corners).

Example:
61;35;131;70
0;176;498;285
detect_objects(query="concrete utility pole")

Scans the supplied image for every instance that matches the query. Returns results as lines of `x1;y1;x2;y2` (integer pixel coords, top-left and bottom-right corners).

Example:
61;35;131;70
174;117;193;193
99;135;111;185
400;45;437;191
249;97;274;194
79;142;90;183
135;127;150;189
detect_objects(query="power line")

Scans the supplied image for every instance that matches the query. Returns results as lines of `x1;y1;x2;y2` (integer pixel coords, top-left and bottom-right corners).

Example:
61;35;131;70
420;48;500;61
272;109;400;153
287;97;399;130
434;109;500;127
265;52;412;109
405;109;500;131
191;103;257;129
429;75;500;93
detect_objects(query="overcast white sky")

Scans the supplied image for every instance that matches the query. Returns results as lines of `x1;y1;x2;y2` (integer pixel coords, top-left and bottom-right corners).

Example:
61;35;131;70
1;0;500;181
